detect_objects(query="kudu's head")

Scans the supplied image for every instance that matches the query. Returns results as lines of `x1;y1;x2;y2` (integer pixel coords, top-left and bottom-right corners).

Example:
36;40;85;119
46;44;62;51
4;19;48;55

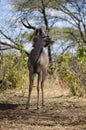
33;28;54;48
21;19;54;48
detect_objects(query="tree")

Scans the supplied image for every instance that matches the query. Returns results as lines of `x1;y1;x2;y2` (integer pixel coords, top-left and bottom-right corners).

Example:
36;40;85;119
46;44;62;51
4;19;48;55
55;0;86;43
0;47;3;80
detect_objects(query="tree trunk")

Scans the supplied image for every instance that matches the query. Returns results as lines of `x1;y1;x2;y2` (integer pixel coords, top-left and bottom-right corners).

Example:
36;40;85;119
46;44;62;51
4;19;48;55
41;0;53;74
0;50;3;80
48;46;53;74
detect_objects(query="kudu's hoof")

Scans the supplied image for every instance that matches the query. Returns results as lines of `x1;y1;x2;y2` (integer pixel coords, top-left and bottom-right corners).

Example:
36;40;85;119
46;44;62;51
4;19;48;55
42;104;45;107
25;105;29;109
37;106;40;110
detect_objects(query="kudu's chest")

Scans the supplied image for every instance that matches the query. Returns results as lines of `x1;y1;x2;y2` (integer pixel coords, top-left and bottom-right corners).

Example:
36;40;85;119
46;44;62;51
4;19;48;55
28;49;48;74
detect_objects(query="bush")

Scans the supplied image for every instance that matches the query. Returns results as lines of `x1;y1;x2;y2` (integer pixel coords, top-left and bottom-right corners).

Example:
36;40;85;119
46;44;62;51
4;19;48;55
0;51;28;90
55;51;86;96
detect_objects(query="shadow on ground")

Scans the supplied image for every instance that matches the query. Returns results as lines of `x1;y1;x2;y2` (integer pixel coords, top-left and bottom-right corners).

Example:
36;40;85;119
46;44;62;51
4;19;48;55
0;103;19;110
0;98;86;130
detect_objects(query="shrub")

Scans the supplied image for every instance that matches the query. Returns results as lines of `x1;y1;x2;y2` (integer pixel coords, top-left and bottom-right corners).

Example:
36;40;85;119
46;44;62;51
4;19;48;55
55;51;86;96
0;51;28;90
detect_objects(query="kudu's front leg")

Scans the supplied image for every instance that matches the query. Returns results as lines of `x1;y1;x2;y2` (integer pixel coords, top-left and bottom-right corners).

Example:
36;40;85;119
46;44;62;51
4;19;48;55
26;73;34;109
41;80;44;107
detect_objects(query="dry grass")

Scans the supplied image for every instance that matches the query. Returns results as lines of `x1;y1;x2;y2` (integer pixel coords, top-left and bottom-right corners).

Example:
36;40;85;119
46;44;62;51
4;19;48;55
0;77;86;130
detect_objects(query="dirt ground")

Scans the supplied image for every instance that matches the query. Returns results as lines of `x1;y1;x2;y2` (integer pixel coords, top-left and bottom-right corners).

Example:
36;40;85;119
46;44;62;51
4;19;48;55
0;79;86;130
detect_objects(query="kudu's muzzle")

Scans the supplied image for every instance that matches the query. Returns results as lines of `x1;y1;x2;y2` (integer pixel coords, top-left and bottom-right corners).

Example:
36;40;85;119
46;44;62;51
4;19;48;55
43;36;54;47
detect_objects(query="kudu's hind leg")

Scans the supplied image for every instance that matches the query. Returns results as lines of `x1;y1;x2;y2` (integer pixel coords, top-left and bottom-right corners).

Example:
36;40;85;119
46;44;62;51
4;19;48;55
41;72;46;107
26;73;34;109
37;73;41;109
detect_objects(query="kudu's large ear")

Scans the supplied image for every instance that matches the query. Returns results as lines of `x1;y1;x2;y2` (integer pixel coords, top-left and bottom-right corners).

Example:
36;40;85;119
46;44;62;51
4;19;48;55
34;29;39;36
39;28;42;35
34;28;43;36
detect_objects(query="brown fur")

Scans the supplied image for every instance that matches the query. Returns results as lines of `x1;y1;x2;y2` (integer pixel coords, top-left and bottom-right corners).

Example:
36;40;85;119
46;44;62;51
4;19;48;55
26;28;49;109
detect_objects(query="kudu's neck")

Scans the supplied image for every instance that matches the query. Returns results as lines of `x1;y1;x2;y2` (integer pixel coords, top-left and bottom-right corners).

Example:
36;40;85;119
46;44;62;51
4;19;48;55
30;36;44;66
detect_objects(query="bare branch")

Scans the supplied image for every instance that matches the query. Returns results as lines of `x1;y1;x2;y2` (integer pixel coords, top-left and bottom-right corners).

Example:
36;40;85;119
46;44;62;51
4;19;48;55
77;22;86;43
76;1;86;35
0;47;12;51
0;30;15;44
0;30;30;54
55;1;86;43
0;41;18;50
57;16;78;28
60;5;80;22
49;17;58;29
61;43;74;55
0;40;30;55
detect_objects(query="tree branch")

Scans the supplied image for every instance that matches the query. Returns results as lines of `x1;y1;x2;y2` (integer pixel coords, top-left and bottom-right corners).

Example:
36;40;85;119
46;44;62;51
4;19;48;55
0;30;16;44
56;1;86;43
41;0;49;31
0;30;30;55
0;41;18;50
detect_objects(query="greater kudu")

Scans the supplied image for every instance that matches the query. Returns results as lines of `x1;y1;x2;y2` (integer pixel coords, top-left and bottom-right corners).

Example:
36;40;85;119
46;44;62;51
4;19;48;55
22;20;53;109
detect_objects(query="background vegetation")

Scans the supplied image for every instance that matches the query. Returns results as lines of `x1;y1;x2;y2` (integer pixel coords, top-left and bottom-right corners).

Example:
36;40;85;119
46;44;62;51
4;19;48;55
0;0;86;95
